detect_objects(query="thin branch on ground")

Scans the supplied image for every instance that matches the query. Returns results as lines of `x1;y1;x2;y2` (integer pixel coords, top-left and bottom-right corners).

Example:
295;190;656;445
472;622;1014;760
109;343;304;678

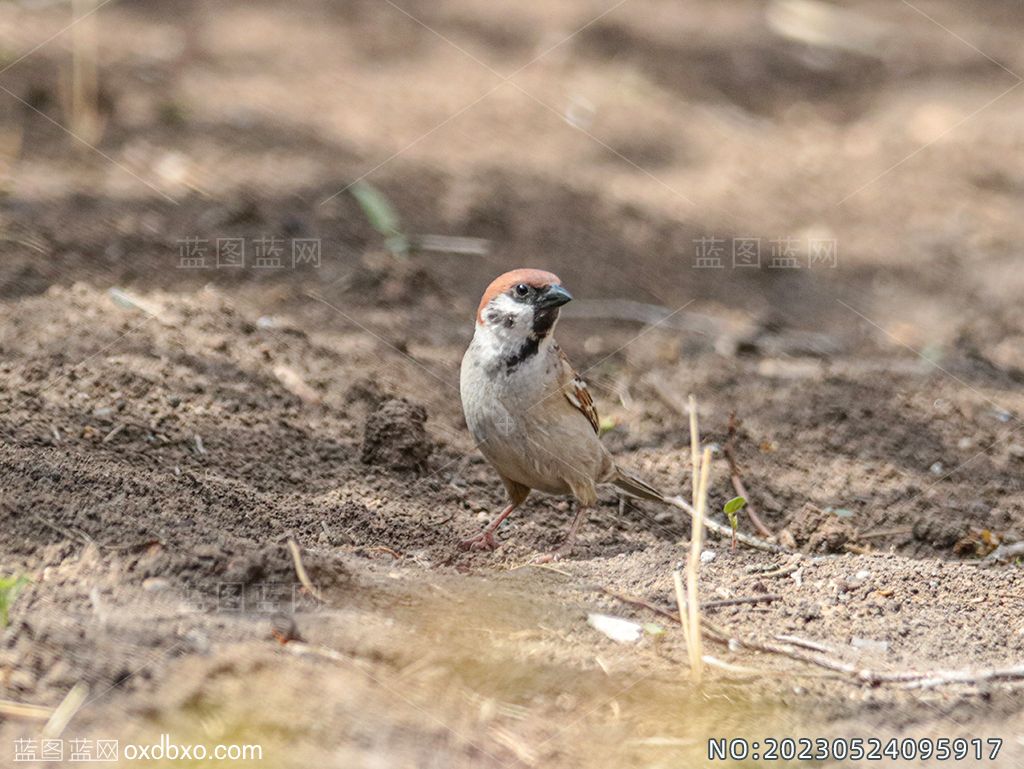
724;412;774;538
671;570;689;658
0;699;54;720
984;541;1024;563
702;594;783;610
614;586;1024;690
687;394;700;510
602;587;781;618
774;634;838;654
685;446;711;682
665;496;787;553
601;587;679;624
858;527;913;540
287;538;325;604
743;559;800;580
42;682;88;739
900;665;1024;690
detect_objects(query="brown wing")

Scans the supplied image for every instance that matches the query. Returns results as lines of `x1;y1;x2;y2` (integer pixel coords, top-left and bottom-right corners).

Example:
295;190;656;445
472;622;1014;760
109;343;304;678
558;348;600;434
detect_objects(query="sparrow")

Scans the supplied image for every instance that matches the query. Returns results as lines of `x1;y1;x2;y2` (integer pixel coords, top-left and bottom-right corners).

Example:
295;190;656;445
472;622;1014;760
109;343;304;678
459;268;666;559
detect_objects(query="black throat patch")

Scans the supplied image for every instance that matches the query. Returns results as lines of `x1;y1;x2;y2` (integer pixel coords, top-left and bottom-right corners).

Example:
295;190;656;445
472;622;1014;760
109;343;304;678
504;336;540;374
532;307;559;337
500;306;559;374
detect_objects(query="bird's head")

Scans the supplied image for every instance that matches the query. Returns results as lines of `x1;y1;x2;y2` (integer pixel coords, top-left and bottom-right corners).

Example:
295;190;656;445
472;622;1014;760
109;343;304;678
473;269;572;366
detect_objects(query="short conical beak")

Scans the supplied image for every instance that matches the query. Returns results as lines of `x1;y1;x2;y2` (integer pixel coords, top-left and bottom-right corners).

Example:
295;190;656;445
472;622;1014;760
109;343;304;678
537;284;573;309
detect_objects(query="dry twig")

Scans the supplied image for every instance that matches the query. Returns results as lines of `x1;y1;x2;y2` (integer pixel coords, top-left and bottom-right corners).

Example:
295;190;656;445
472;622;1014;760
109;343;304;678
614;585;1024;691
601;587;780;619
671;570;689;657
724;412;773;538
286;539;324;604
664;496;786;553
601;587;678;623
688;394;700;509
745;560;800;579
858;527;913;540
984;541;1024;563
0;699;54;721
685;446;712;682
42;683;88;739
702;594;782;611
774;634;838;654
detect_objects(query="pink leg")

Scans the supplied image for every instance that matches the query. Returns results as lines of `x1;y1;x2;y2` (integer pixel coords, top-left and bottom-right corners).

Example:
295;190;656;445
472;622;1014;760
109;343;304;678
460;501;519;551
533;506;589;563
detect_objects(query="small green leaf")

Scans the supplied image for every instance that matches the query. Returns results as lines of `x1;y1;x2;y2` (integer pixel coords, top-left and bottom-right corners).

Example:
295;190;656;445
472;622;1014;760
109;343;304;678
350;181;407;256
723;496;747;515
0;574;29;628
351;181;400;233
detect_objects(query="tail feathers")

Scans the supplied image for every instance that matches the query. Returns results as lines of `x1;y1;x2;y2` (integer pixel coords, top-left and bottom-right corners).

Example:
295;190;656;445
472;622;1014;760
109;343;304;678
611;467;666;503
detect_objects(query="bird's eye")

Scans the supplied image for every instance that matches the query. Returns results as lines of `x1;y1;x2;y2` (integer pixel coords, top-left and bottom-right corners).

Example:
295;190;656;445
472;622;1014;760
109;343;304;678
514;284;529;297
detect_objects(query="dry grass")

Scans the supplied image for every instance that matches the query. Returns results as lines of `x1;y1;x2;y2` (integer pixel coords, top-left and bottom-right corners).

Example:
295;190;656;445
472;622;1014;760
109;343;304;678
69;0;101;144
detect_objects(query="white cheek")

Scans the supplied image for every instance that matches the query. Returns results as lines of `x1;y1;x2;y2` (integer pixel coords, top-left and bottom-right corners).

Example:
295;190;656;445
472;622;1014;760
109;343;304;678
475;295;537;363
488;295;532;335
491;294;530;326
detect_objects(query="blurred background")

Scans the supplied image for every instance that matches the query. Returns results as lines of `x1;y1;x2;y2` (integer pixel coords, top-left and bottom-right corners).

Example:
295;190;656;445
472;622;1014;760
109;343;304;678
2;1;1024;767
1;0;1021;332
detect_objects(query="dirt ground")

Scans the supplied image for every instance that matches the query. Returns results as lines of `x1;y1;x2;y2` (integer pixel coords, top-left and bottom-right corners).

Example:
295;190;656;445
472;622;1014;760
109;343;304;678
1;0;1024;766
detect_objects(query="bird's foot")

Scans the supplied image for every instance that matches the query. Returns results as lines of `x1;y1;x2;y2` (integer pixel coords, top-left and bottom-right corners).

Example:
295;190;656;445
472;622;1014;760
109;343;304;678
459;529;499;552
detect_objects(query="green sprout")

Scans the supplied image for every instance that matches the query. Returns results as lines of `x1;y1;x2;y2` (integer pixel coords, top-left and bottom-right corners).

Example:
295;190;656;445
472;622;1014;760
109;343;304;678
350;181;408;257
723;496;746;550
643;622;666;637
0;574;29;628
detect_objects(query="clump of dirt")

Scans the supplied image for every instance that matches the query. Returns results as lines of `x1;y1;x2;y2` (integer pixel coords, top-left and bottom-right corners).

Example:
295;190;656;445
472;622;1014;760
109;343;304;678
957;306;1024;382
132;542;349;594
361;398;433;473
913;514;971;550
781;504;856;553
346;376;392;409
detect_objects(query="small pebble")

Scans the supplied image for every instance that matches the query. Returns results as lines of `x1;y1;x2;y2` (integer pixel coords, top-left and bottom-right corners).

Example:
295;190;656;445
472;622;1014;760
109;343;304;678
588;613;643;644
184;629;210;654
850;637;889;653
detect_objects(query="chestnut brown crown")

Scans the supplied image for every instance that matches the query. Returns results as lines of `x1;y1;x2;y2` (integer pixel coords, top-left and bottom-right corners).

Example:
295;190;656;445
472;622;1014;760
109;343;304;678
476;268;562;324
